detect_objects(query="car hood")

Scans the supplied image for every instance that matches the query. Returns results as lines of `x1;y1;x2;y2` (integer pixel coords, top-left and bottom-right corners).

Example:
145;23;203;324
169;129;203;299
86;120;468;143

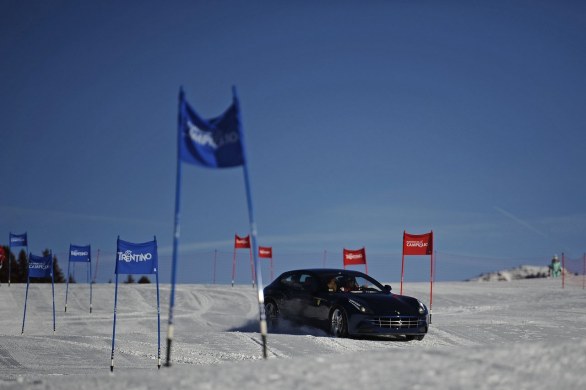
347;293;422;316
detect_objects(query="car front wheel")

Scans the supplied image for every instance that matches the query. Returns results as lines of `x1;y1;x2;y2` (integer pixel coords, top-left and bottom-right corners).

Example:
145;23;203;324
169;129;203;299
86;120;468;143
265;300;279;328
330;307;348;338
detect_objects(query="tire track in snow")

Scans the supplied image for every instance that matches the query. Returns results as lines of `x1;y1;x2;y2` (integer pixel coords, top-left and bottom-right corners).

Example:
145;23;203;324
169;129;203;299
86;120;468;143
0;345;21;368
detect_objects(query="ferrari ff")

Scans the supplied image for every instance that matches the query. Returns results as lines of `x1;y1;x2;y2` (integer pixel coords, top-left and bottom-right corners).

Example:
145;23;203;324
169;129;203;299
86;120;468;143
263;269;429;340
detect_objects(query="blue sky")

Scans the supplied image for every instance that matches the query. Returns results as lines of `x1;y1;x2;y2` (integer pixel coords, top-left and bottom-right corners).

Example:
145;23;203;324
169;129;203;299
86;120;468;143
1;0;585;284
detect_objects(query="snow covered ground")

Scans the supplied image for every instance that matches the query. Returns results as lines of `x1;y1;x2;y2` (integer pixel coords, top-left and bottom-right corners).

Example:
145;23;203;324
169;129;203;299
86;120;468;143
1;278;585;389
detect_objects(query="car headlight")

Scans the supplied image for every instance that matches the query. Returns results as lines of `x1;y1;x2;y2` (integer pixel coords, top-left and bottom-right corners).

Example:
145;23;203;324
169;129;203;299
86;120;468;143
349;298;368;313
418;300;427;315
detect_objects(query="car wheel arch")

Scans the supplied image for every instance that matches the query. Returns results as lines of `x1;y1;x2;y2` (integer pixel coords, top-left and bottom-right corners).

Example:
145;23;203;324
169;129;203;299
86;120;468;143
329;306;349;338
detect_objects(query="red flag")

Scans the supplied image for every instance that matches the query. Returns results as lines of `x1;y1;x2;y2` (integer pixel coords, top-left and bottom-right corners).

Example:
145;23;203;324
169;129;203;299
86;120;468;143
403;231;433;256
343;248;366;266
259;246;272;258
234;235;251;249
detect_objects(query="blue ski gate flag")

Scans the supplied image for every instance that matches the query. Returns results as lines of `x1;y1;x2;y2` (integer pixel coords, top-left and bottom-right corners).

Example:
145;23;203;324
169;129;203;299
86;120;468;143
179;89;244;168
22;252;56;334
166;87;268;367
115;238;158;275
111;237;161;372
69;245;91;263
65;244;93;313
28;253;52;278
8;232;28;286
9;232;27;247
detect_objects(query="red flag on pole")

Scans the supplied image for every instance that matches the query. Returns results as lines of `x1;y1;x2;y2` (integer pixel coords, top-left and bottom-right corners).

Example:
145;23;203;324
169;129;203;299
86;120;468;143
403;232;433;255
258;246;272;258
259;246;273;281
343;247;368;274
234;235;251;249
232;234;254;287
401;230;434;323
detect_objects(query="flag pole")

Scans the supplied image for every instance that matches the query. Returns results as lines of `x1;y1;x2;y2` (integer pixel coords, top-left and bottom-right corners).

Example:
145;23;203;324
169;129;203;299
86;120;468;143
89;248;93;313
232;236;237;287
93;249;100;283
21;269;30;334
65;248;71;312
155;237;161;369
165;87;184;367
110;269;120;372
8;234;11;286
8;246;10;285
233;86;268;359
51;251;56;334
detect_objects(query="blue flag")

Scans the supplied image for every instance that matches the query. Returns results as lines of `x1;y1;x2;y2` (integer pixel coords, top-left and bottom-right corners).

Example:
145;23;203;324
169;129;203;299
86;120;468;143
10;232;27;247
178;89;245;168
115;238;158;275
28;253;53;278
69;245;91;263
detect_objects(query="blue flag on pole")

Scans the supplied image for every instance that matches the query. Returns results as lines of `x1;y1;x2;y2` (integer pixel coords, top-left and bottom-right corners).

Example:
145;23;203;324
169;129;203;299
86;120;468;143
178;90;245;168
10;233;27;247
69;245;91;263
65;244;93;313
22;251;56;334
111;236;161;371
28;253;53;278
115;238;158;275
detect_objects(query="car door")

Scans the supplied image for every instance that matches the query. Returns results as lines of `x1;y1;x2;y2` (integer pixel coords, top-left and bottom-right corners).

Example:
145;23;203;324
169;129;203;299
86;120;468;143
284;272;316;322
297;273;333;323
274;272;300;319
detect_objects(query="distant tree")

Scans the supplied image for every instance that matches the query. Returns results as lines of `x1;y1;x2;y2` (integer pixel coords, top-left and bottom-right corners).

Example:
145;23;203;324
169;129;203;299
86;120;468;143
124;274;135;284
137;276;151;284
0;248;28;283
52;256;66;283
0;246;13;283
68;274;76;283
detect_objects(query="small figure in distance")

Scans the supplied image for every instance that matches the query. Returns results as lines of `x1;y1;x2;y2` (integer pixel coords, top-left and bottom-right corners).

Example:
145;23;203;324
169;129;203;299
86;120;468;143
550;254;562;278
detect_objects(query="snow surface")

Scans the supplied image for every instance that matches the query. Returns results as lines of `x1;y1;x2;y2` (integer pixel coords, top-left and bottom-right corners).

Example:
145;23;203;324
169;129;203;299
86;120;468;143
1;279;585;389
467;265;551;281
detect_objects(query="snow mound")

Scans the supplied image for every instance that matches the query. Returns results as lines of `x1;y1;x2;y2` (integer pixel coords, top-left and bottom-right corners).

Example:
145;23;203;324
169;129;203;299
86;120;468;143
467;265;550;281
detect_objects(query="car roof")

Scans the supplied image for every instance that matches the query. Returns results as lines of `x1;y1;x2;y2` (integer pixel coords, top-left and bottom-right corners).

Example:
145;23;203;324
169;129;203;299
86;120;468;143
280;268;367;277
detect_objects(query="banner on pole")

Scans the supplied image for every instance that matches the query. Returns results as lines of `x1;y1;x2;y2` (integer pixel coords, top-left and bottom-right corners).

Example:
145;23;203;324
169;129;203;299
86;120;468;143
234;235;251;249
115;238;158;275
400;230;434;322
343;248;367;266
179;90;244;168
259;246;272;258
69;245;91;262
232;234;255;287
10;232;27;247
343;248;368;274
22;251;56;334
403;232;433;256
66;244;93;313
111;237;161;371
28;253;53;278
166;87;268;367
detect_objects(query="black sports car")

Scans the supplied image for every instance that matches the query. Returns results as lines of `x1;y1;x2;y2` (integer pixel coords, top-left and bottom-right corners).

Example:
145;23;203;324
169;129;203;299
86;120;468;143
263;268;429;340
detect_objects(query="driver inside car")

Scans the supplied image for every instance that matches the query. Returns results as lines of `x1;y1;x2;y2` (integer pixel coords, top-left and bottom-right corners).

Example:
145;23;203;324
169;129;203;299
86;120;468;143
327;278;338;292
340;277;358;292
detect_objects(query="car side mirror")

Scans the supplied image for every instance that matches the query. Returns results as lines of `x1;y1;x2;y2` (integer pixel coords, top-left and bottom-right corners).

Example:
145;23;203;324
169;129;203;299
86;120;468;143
384;285;392;293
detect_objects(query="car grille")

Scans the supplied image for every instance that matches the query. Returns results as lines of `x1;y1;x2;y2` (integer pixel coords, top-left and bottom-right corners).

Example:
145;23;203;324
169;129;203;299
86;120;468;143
368;316;422;329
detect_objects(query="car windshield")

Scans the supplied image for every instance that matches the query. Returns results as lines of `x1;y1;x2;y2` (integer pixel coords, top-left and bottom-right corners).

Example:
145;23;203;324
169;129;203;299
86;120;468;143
323;272;385;293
